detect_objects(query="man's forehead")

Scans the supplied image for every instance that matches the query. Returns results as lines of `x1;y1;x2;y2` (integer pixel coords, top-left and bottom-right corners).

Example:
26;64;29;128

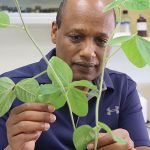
64;0;113;7
63;0;114;17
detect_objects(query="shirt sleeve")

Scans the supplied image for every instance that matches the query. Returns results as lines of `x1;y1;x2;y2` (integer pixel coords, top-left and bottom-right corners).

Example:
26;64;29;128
119;80;150;147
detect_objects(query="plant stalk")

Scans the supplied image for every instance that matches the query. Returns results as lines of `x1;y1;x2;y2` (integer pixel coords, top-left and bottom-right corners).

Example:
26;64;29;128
94;6;122;150
14;0;76;130
33;70;47;79
107;46;121;61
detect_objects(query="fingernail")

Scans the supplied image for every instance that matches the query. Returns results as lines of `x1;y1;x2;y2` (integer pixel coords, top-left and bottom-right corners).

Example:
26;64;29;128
45;123;50;130
36;132;41;138
48;105;55;112
87;143;94;150
50;114;56;122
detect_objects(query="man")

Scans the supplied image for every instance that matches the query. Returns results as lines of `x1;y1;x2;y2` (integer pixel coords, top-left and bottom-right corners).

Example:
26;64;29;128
0;0;150;149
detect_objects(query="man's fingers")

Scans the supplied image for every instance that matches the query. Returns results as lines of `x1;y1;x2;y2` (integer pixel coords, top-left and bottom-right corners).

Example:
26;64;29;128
87;129;134;150
97;129;130;148
8;121;51;137
9;132;41;150
97;142;131;150
87;133;106;150
87;133;115;150
10;103;55;115
8;111;56;125
97;135;134;150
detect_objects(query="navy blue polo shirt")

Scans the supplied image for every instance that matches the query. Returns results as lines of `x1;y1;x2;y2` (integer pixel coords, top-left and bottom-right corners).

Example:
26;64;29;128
0;49;150;150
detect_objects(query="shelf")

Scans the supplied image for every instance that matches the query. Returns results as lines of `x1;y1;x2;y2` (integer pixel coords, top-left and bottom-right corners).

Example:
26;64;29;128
8;12;57;25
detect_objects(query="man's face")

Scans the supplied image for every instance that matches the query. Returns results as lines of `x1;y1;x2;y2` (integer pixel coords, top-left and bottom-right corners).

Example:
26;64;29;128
51;0;115;81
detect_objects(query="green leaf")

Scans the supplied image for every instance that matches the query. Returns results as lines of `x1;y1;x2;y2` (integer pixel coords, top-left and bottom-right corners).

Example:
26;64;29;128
103;0;124;12
70;80;97;91
39;84;60;95
98;122;112;134
0;77;15;91
67;88;88;116
0;12;10;28
47;56;73;86
136;36;150;65
108;36;131;46
124;0;150;10
0;90;16;117
38;85;66;109
73;125;95;150
15;78;40;102
122;35;146;68
73;123;126;150
112;134;127;144
0;77;16;116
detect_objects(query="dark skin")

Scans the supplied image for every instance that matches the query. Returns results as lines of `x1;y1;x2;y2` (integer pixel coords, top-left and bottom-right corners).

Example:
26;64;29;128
5;103;56;150
5;0;150;150
51;0;114;82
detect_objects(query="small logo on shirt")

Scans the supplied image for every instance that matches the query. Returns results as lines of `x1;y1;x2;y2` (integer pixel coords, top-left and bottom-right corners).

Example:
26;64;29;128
106;106;119;115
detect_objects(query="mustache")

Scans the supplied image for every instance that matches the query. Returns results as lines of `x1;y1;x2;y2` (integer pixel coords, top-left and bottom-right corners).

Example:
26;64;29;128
73;61;99;67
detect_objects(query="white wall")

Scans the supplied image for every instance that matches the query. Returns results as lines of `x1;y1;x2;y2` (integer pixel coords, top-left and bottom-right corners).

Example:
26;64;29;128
0;24;55;74
107;46;150;84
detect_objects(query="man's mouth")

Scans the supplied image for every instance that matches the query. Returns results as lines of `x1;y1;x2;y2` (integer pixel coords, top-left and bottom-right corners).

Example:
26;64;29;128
73;61;99;71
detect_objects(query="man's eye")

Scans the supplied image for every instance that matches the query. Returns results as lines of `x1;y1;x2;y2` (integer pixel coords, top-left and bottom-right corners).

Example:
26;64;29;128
69;35;83;42
95;38;107;47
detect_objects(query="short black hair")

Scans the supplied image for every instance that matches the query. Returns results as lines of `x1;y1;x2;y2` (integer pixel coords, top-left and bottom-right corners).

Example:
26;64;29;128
56;0;67;29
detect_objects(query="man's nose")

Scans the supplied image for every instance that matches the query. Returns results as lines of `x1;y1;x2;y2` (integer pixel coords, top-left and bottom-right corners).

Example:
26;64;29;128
79;39;96;59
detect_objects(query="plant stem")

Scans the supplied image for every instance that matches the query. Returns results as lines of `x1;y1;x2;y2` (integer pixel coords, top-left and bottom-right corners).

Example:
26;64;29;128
14;0;76;130
33;70;47;79
107;46;121;61
94;6;122;150
94;48;107;150
13;0;49;65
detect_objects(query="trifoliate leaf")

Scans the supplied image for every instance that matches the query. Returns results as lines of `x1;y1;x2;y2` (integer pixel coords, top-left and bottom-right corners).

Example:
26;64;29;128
70;80;97;91
108;36;131;46
73;125;95;150
15;78;40;102
0;77;16;116
103;0;125;12
47;56;73;87
124;0;150;10
136;36;150;65
122;35;146;68
38;84;66;109
67;88;88;116
39;84;60;95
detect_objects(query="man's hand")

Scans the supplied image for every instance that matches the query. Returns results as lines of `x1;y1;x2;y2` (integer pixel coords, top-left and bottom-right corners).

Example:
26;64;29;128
6;103;56;150
87;128;134;150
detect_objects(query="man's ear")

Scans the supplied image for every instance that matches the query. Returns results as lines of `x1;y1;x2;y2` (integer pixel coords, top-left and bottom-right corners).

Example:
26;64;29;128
51;21;58;44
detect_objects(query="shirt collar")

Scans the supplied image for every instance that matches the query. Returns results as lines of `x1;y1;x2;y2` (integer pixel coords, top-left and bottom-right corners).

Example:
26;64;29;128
104;68;115;90
88;69;115;101
92;69;115;91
